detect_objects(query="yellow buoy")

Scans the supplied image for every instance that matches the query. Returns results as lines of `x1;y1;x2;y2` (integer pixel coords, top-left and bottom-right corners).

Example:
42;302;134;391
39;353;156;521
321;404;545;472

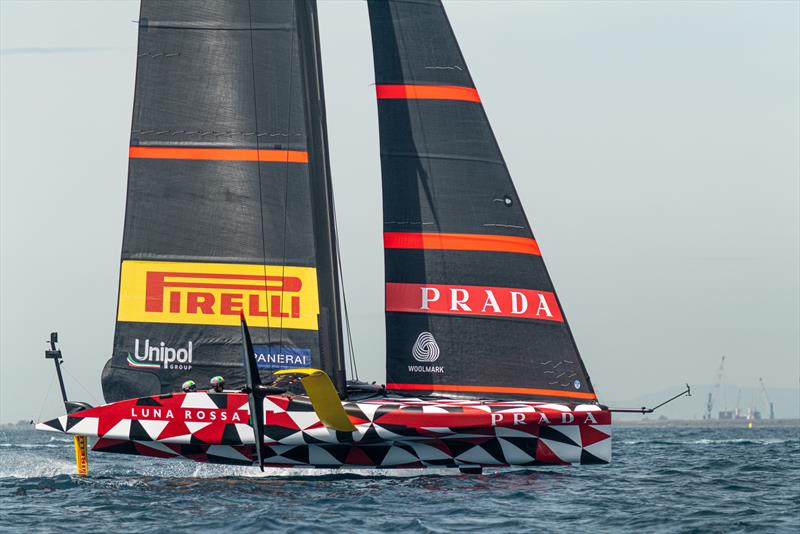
73;435;88;476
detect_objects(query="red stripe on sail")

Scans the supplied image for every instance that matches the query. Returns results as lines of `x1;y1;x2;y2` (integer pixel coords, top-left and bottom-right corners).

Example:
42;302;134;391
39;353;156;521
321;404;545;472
384;232;540;255
386;383;597;401
385;282;563;323
129;146;309;163
375;84;481;102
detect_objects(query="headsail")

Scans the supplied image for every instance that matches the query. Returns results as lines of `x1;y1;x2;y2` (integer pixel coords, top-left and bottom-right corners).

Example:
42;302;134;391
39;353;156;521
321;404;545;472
367;0;597;403
103;0;343;402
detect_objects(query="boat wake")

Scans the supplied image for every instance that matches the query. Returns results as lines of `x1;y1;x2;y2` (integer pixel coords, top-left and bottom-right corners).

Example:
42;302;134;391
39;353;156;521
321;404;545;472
622;437;796;446
692;437;795;445
0;446;460;481
0;457;77;479
187;464;459;479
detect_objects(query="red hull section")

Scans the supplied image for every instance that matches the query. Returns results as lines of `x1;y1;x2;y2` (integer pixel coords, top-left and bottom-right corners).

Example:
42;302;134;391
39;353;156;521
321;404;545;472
37;392;611;468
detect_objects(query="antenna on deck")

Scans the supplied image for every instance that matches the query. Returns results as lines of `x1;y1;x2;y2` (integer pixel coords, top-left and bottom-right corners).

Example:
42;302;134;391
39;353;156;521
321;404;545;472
44;332;91;476
45;333;68;405
44;332;92;415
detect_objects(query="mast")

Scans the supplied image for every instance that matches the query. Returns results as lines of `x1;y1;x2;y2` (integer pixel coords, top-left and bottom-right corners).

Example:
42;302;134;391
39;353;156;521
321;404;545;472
294;0;347;396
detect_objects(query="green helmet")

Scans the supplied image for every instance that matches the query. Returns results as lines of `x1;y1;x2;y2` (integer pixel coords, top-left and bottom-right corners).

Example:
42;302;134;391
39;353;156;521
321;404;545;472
210;376;225;391
182;380;196;392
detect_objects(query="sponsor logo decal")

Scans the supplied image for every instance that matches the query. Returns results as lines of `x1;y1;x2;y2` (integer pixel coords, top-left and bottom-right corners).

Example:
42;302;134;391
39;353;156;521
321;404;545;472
408;364;444;373
385;282;563;322
574;379;581;389
252;345;312;370
489;411;600;426
129;406;245;422
409;332;443;373
117;260;319;330
127;338;193;370
412;332;439;362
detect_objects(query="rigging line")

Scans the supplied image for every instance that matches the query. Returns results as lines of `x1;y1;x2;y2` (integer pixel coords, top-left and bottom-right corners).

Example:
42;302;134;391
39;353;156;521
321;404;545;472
60;363;102;406
247;0;272;347
36;372;57;423
278;0;298;357
331;197;358;381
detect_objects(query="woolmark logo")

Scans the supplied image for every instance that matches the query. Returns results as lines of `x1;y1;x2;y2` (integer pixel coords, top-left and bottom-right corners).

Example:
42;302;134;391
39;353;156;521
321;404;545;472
412;332;439;362
127;338;193;370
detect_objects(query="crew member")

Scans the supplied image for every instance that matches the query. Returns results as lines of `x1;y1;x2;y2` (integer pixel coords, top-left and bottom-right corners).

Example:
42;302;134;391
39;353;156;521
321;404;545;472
209;375;225;393
182;380;197;393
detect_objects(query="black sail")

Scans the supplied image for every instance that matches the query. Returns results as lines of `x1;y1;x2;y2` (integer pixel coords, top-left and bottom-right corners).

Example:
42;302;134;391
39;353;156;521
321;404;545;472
367;0;597;403
102;0;341;402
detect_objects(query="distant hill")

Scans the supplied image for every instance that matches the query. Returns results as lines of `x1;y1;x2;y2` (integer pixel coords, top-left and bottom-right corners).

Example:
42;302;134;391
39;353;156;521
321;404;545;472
604;384;799;421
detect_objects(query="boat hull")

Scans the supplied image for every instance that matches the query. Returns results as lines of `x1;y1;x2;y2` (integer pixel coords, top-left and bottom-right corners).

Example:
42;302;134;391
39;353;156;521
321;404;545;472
36;391;611;468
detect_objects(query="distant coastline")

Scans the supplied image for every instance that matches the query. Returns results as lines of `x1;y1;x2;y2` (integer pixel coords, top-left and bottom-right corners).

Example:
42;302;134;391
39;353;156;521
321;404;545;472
613;418;799;428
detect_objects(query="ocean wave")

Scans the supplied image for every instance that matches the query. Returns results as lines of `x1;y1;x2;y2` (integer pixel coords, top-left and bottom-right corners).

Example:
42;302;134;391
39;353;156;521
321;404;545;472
0;443;75;449
0;457;76;479
691;438;795;445
1;426;798;533
622;438;796;446
48;436;74;443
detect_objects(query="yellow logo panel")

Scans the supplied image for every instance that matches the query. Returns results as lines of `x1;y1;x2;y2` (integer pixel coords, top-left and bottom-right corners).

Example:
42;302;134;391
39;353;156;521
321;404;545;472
117;260;319;330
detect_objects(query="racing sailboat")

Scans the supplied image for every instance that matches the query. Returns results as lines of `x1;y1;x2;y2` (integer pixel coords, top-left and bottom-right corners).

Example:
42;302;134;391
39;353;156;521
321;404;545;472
36;0;613;472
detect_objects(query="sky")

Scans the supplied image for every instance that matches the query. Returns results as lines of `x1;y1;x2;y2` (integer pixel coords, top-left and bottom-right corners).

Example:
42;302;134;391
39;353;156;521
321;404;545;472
1;0;798;423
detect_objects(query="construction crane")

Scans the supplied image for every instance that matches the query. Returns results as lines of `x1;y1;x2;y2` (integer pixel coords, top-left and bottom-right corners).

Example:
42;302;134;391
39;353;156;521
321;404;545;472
759;377;775;420
706;356;726;420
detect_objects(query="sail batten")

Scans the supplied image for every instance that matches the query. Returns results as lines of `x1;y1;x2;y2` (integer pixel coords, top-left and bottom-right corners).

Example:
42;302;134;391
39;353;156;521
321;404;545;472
138;22;295;31
129;146;309;162
376;84;481;102
368;0;597;403
379;152;505;165
384;232;541;255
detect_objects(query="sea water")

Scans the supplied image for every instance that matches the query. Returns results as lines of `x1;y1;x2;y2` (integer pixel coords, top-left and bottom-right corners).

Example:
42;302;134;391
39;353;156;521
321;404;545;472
0;422;798;533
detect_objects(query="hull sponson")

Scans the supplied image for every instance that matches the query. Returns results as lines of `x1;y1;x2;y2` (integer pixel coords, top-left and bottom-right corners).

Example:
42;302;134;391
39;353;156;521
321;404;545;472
37;391;612;467
367;0;597;402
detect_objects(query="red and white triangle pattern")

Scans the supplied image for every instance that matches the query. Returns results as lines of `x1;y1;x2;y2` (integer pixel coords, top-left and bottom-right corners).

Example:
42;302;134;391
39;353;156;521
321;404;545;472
36;392;612;469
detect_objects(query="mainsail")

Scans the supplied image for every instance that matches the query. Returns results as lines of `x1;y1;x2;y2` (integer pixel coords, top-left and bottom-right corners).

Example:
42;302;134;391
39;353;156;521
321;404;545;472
102;0;344;402
367;0;597;403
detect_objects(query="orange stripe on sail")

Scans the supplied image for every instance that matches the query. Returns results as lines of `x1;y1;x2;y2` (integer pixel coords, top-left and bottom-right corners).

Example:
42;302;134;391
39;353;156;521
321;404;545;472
375;84;481;103
129;146;309;163
384;232;541;256
386;383;597;401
